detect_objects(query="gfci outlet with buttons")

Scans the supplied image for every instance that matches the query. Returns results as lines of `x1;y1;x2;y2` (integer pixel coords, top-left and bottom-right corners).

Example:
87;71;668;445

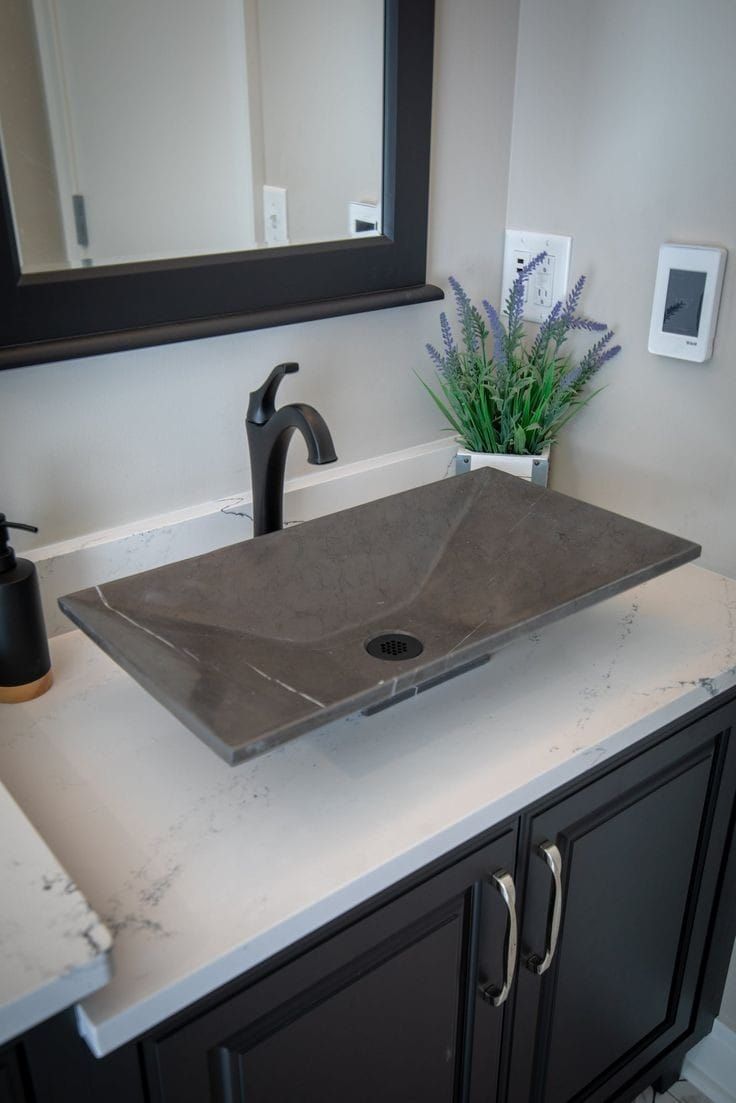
501;230;572;324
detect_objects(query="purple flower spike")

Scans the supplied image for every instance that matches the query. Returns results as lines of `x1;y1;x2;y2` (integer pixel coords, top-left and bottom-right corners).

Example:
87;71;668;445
569;316;609;332
440;311;456;356
448;275;471;317
546;299;563;326
559;363;582;391
561;275;586;324
482;299;508;366
448;275;479;353
588;329;614;360
507;251;547;331
561;328;615;390
519;250;548;281
426;342;443;370
532;298;563;356
600;344;621;364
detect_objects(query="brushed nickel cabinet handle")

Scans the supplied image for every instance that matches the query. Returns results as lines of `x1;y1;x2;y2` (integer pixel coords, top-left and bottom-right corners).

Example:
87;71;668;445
528;840;563;976
478;869;518;1007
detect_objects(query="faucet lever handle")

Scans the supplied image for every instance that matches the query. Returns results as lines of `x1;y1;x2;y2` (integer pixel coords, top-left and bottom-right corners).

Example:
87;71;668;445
246;362;299;424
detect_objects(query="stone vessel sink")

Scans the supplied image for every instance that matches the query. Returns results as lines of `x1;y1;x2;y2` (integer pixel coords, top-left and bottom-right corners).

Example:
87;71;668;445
60;469;700;764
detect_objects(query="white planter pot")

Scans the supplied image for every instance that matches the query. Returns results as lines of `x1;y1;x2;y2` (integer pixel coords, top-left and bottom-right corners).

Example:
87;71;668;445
455;445;550;487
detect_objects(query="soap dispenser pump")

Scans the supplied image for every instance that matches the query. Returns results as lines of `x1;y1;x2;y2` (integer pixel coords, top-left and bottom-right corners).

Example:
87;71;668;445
0;514;52;703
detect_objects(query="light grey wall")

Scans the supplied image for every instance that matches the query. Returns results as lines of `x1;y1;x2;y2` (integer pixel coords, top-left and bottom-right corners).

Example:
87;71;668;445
508;0;736;579
2;0;735;1041
0;0;65;270
507;0;736;1030
40;0;257;265
256;0;383;245
0;0;521;546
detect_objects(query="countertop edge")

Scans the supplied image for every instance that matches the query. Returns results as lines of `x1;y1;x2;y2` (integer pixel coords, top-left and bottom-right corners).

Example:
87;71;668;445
76;667;736;1056
0;777;113;1048
0;951;112;1050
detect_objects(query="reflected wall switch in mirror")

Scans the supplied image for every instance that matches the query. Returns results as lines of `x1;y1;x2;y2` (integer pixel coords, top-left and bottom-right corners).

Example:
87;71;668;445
502;230;572;324
349;201;381;237
0;0;439;370
263;186;289;246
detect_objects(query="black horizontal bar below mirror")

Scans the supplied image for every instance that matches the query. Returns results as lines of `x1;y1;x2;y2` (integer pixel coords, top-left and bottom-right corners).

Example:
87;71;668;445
0;0;441;371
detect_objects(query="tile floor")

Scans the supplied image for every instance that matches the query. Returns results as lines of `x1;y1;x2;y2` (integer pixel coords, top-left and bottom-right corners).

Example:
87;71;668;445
632;1081;713;1103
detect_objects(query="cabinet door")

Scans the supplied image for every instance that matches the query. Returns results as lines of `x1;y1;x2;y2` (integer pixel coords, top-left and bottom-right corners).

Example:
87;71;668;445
147;828;517;1103
19;1008;146;1103
0;1044;28;1103
507;703;736;1103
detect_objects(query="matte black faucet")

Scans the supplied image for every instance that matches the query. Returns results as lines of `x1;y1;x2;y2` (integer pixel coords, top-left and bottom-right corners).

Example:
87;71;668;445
246;363;337;537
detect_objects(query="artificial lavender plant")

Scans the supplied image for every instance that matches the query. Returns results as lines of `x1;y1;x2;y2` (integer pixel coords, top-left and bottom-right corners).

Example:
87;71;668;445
421;252;621;455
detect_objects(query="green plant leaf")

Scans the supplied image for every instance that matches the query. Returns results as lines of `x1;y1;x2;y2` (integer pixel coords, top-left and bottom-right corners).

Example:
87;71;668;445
420;279;616;454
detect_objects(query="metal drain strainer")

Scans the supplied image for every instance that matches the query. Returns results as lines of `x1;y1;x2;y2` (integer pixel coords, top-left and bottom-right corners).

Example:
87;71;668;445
365;632;424;661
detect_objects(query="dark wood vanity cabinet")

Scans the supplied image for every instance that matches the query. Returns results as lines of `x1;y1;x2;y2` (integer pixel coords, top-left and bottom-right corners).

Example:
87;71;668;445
140;697;736;1103
145;830;518;1103
0;1042;30;1103
15;696;736;1103
507;705;736;1103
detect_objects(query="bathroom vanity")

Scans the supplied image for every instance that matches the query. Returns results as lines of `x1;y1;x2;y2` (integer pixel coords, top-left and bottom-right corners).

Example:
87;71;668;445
1;564;735;1102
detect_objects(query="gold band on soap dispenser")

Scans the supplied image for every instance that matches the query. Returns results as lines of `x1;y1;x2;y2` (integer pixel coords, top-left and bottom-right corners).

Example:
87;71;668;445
0;513;53;701
0;669;53;704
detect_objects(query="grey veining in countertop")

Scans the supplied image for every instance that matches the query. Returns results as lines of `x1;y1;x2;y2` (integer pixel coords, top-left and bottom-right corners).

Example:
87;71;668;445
0;782;112;1046
59;468;700;764
4;563;733;1055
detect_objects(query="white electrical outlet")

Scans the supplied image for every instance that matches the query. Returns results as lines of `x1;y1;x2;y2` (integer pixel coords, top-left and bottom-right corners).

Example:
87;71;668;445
501;230;572;324
263;185;289;246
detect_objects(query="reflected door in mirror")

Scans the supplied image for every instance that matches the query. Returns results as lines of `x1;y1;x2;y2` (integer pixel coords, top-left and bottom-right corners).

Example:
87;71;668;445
0;0;384;272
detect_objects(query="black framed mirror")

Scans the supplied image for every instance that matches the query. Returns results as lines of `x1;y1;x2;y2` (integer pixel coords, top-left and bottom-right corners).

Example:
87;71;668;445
0;0;440;371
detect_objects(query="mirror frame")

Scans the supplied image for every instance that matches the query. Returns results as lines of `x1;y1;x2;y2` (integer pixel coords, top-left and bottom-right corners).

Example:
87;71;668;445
0;0;441;371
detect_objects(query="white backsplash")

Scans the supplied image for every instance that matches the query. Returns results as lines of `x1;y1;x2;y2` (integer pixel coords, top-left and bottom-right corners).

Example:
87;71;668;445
31;437;457;637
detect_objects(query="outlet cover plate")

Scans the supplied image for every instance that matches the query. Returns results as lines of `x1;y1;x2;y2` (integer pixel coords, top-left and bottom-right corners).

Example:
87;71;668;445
263;185;289;246
502;229;572;324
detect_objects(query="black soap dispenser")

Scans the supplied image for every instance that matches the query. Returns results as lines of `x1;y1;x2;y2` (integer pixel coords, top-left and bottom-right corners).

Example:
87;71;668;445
0;514;52;703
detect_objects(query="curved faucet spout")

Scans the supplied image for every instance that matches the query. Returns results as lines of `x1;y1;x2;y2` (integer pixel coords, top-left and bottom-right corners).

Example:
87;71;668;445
273;403;337;466
246;366;337;537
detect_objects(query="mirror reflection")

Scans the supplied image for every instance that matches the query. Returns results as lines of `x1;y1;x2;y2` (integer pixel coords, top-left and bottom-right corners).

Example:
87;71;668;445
0;0;384;272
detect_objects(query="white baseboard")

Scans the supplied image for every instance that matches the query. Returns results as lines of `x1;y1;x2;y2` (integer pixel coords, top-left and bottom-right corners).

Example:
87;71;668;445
681;1018;736;1103
29;437;457;638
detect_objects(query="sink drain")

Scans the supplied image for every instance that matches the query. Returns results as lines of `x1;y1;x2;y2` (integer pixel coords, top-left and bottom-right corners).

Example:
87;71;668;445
365;632;424;661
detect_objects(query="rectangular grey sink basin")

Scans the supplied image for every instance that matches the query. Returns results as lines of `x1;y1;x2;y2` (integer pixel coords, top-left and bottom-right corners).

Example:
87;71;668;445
60;469;700;764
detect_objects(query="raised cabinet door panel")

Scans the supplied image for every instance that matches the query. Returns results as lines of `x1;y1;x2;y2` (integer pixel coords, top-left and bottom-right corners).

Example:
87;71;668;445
147;828;517;1103
221;916;462;1102
0;1045;28;1103
19;1009;146;1103
508;703;736;1103
542;757;710;1100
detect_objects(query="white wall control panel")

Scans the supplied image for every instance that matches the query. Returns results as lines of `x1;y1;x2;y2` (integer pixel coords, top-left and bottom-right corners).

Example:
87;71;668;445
263;185;289;246
502;230;572;324
349;201;381;237
648;243;727;362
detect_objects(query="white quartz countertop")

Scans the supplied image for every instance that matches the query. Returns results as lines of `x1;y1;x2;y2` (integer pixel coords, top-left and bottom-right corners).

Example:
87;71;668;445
0;778;111;1047
1;563;735;1057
